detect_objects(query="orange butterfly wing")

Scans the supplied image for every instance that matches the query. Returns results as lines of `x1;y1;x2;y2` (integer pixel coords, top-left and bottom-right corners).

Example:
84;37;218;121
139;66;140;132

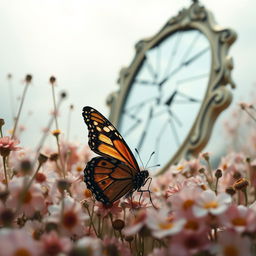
82;106;140;173
85;157;134;204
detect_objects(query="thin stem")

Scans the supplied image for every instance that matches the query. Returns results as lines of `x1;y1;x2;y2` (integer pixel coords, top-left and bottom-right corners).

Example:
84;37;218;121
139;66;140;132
214;178;219;195
55;135;65;178
85;205;98;237
0;126;3;138
24;162;42;191
51;85;59;130
244;108;256;122
243;189;248;206
2;157;8;189
12;82;30;139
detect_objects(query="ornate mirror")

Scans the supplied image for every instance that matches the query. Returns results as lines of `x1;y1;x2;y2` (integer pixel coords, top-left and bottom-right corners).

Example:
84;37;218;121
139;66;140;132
107;1;237;174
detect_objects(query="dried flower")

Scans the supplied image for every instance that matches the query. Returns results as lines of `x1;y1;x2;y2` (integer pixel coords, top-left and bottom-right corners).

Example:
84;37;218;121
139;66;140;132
25;74;33;83
49;76;56;85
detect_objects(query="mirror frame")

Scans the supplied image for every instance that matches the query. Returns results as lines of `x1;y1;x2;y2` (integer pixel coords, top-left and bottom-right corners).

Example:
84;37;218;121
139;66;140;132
107;1;237;175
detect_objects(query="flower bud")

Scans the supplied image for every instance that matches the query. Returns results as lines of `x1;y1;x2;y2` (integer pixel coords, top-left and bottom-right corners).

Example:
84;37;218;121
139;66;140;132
225;187;236;196
38;153;48;165
49;76;56;85
20;159;32;175
124;236;134;242
233;178;249;191
112;219;125;231
0;119;5;127
25;74;32;83
60;91;67;99
49;153;59;161
215;169;222;179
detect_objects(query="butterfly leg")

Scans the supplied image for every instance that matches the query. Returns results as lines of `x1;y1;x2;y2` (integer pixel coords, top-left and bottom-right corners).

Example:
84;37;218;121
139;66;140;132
137;177;157;209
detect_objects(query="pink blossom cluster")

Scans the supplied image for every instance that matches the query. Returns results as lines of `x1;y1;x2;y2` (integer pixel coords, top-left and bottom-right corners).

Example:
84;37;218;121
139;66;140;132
0;134;256;256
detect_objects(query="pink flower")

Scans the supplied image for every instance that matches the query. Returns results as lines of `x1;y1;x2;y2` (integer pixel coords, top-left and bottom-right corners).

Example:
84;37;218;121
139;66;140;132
0;229;42;256
75;236;102;256
123;209;147;236
219;152;247;190
95;201;122;218
0;136;21;157
169;230;211;256
40;231;72;255
6;177;46;217
146;207;185;239
102;237;131;256
169;186;202;217
220;204;256;233
46;196;88;236
193;190;231;217
216;230;252;256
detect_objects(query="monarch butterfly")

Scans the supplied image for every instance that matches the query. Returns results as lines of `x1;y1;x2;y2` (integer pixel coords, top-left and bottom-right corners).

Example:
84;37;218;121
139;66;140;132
82;106;152;206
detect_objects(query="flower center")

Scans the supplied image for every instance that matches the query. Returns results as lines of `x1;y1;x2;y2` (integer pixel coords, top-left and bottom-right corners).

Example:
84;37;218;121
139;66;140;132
36;172;46;183
62;210;78;229
14;248;31;256
185;220;199;230
183;199;194;210
232;217;246;226
22;191;32;204
224;245;238;256
204;201;218;209
158;222;173;230
46;243;62;255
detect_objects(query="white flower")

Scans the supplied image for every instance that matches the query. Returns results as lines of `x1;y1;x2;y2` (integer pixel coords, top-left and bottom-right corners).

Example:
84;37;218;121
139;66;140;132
46;196;89;236
193;190;231;217
146;207;185;239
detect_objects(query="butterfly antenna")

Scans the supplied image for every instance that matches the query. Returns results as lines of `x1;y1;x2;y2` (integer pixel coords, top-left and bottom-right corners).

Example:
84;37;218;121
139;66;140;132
135;148;145;169
147;164;161;169
145;151;155;169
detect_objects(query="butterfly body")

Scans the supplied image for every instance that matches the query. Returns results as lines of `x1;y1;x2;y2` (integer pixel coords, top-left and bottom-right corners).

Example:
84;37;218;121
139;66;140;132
82;106;151;206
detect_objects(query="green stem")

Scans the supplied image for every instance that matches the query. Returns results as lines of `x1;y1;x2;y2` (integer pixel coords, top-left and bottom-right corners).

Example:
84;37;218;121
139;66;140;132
85;206;98;237
2;156;8;189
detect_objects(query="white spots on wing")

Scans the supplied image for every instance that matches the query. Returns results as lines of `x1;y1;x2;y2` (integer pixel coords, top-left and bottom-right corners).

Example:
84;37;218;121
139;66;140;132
103;126;110;132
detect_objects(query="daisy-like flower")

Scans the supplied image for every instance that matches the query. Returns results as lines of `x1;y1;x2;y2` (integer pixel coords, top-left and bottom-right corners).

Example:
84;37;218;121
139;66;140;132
75;236;102;256
146;207;185;239
102;237;131;256
169;229;211;256
193;190;231;217
46;196;89;236
0;228;42;256
123;209;148;236
216;230;252;256
95;200;122;218
40;231;72;255
169;186;202;216
220;204;256;233
0;136;21;157
6;177;46;218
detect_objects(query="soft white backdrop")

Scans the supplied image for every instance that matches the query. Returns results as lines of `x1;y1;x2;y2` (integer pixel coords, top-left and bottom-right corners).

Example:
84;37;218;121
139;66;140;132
0;0;255;158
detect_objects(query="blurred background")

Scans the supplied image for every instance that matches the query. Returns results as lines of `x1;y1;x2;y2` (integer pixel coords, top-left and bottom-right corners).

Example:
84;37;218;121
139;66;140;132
0;0;255;160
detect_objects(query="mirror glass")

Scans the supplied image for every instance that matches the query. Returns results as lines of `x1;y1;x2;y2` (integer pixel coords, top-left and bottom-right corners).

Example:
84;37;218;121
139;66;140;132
118;29;211;171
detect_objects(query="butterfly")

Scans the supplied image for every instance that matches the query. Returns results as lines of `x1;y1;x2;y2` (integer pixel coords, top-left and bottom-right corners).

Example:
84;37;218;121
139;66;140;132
82;106;153;206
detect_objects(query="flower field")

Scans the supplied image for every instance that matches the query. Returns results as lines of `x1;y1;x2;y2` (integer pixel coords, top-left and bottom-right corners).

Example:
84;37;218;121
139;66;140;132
0;75;256;256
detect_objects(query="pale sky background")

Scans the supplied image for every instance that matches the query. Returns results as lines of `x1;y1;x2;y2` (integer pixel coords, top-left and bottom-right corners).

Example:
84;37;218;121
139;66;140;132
0;0;255;162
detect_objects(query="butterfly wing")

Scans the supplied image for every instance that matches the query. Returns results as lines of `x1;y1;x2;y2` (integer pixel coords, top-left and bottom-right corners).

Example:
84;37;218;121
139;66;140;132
82;106;140;173
84;156;134;205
